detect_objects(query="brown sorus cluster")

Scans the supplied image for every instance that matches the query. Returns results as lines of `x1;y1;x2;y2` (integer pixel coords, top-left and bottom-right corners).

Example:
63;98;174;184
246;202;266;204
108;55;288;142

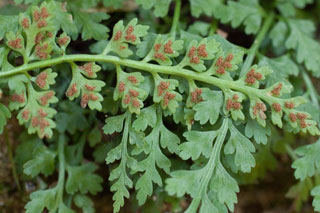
35;72;48;89
85;84;96;91
22;110;30;120
39;91;54;106
153;43;166;61
197;44;208;58
125;26;136;42
127;76;138;84
215;54;233;75
289;112;308;128
8;38;23;49
35;32;44;44
58;36;69;46
284;101;295;109
118;82;126;92
31;108;50;134
245;68;263;85
163;92;176;107
190;88;203;104
80;63;94;77
81;93;99;108
66;83;78;97
114;30;122;41
33;7;49;21
188;44;209;64
188;46;200;64
252;102;267;120
226;94;241;111
35;43;49;59
164;40;174;54
123;89;140;108
158;81;170;96
154;43;161;52
11;93;25;103
272;103;282;112
21;18;29;29
271;83;283;96
154;52;166;61
37;19;47;28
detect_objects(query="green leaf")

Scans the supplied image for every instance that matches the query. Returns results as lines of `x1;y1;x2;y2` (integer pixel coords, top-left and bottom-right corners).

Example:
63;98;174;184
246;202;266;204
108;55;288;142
179;130;218;160
216;0;264;34
311;185;320;212
269;21;288;46
25;188;57;213
50;2;78;38
107;18;149;57
245;118;271;144
193;90;223;125
71;5;109;41
259;54;298;87
189;0;222;18
23;144;56;177
292;139;320;180
133;104;157;131
0;15;19;40
66;163;103;195
285;19;320;76
103;113;127;134
135;0;172;17
0;103;11;134
74;194;95;213
224;120;255;173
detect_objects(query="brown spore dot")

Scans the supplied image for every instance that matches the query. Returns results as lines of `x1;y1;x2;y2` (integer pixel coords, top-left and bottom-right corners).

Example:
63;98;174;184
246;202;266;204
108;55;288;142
11;93;25;103
38;108;48;117
22;18;29;28
35;32;44;44
36;72;48;89
297;113;307;120
89;94;98;101
79;63;93;77
114;30;122;41
132;99;141;108
123;94;131;104
58;36;69;46
289;113;297;122
31;117;40;127
190;56;200;64
154;43;161;52
40;7;49;18
164;40;174;54
129;89;139;97
188;46;197;58
39;91;54;105
33;10;41;21
66;83;78;97
154;52;166;61
158;81;170;96
81;94;89;108
22;110;30;120
197;44;208;58
37;19;47;28
272;103;282;112
284;102;295;109
271;83;282;96
118;82;126;92
8;38;23;49
127;76;138;84
85;84;96;91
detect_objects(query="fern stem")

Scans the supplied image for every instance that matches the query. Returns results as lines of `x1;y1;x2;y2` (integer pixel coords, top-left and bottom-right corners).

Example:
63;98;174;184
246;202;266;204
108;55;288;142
54;134;67;211
185;118;229;213
0;54;285;105
302;70;319;108
170;0;181;37
239;12;275;77
4;126;21;192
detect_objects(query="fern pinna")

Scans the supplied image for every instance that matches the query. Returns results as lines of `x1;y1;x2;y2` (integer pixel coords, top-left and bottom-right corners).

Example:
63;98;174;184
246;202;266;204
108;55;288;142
0;0;320;212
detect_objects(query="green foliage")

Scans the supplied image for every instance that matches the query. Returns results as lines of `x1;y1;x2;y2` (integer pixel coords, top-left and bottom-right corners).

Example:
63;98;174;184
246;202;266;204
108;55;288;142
2;0;320;213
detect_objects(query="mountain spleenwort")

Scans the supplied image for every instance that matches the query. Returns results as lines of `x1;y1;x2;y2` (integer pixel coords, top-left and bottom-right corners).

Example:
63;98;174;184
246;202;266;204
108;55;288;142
0;1;319;213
